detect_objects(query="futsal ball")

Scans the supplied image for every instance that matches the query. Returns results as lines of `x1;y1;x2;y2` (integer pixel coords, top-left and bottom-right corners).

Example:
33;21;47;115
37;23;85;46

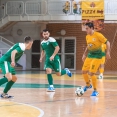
75;87;84;97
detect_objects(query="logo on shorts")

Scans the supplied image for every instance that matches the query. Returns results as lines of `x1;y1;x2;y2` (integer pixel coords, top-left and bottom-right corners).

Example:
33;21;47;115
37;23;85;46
92;65;95;69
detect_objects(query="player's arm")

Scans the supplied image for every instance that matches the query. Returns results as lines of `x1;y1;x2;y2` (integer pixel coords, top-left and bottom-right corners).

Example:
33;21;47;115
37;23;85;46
39;50;45;62
98;32;111;59
11;50;18;67
0;68;2;73
49;37;60;61
105;41;111;59
82;47;88;62
50;46;60;61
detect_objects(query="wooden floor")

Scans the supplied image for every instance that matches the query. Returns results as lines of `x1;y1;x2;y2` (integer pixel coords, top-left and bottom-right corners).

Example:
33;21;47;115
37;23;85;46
0;71;117;117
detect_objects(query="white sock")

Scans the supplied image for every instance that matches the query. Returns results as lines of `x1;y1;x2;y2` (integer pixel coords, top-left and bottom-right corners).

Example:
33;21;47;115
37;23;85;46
50;85;54;87
100;73;103;76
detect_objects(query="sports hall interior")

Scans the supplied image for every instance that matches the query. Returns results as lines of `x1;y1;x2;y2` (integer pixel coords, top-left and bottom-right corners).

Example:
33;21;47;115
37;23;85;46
0;0;117;117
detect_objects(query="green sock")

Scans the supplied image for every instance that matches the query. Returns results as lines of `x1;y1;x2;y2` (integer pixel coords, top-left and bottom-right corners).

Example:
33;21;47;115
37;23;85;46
0;77;8;86
4;81;15;93
61;70;66;75
47;74;53;85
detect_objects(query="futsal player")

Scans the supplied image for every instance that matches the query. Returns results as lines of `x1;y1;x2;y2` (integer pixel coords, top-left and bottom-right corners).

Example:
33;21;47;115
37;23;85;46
39;29;72;92
82;22;111;96
98;44;106;79
0;36;33;98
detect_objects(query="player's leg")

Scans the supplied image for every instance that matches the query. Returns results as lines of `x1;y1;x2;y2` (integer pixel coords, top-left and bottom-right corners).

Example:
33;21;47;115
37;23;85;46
82;58;92;92
2;67;17;98
56;69;72;77
0;62;12;86
99;57;105;79
0;61;13;98
64;68;72;77
46;67;55;92
89;59;102;96
99;64;104;79
53;59;72;77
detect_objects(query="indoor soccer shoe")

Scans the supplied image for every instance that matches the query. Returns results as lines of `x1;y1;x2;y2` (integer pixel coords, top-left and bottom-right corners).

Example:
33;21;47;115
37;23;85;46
91;90;99;96
98;74;103;79
64;68;72;77
0;93;14;98
47;86;55;92
83;84;92;92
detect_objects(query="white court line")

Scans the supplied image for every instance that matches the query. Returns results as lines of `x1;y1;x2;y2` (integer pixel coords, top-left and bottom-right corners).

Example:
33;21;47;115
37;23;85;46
0;100;44;117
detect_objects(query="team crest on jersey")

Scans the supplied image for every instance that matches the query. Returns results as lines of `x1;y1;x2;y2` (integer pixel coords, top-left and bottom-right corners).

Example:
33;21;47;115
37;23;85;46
47;42;49;45
92;38;96;41
88;44;93;48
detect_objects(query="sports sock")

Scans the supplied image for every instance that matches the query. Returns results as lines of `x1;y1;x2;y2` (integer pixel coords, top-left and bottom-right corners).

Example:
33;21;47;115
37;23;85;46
99;68;104;74
0;77;8;86
47;74;53;85
82;74;90;87
91;75;97;90
50;85;54;87
3;80;15;93
61;70;66;75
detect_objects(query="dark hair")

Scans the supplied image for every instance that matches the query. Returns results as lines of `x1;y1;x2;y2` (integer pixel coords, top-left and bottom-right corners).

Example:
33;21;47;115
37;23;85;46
24;36;33;43
85;22;94;29
43;29;50;33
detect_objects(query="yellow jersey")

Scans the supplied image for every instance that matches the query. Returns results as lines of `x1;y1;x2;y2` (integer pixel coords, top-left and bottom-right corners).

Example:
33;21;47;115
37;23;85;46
86;32;107;59
102;43;106;57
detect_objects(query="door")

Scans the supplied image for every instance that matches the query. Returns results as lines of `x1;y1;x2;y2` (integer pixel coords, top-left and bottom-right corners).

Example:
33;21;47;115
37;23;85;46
31;40;40;69
31;38;76;70
56;37;76;70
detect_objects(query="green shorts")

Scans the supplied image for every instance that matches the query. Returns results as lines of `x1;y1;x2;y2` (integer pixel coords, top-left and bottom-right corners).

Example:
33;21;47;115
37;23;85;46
44;59;61;72
0;61;16;75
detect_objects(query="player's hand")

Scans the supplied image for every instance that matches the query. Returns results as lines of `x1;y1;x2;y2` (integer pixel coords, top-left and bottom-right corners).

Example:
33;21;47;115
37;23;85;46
0;69;2;73
50;55;54;61
11;62;15;67
39;58;42;62
82;55;86;62
106;52;111;60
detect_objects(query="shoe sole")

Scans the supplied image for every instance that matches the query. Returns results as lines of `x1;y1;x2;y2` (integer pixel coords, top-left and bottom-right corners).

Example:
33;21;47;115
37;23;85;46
47;90;55;92
91;93;99;96
0;95;14;99
68;74;72;77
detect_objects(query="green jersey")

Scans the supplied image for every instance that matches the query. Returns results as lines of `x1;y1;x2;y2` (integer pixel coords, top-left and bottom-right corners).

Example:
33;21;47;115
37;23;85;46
0;43;25;63
41;37;59;60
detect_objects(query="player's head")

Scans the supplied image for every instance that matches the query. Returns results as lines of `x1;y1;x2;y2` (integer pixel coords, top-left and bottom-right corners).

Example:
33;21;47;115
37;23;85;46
42;29;50;40
24;36;33;49
85;22;94;34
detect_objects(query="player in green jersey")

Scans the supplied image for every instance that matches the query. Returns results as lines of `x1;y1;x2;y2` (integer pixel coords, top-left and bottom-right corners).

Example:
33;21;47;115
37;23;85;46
39;29;72;92
0;36;33;98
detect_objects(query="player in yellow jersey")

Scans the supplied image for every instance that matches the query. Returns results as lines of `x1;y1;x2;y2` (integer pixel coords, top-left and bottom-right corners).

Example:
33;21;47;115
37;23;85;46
82;22;111;96
98;44;106;79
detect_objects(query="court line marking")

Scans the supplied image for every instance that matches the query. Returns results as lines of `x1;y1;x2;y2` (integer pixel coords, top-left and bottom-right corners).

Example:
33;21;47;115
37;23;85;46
0;100;44;117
